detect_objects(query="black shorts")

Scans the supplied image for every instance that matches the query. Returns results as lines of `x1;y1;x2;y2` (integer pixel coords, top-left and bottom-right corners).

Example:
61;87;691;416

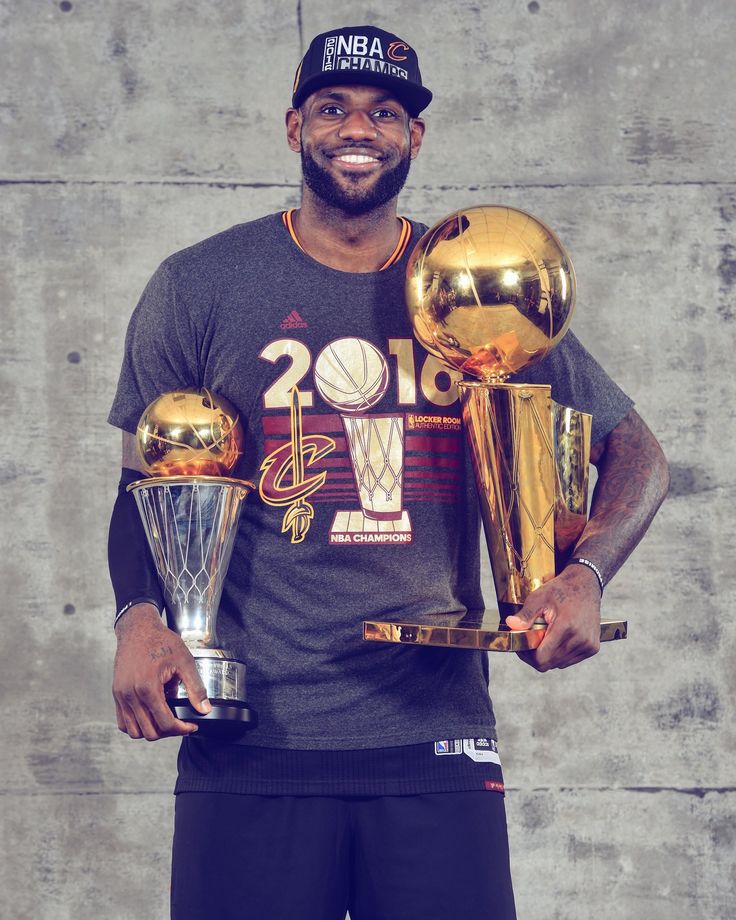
172;791;516;920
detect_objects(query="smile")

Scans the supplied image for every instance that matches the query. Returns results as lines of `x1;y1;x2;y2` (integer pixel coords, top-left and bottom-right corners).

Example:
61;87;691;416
335;154;380;165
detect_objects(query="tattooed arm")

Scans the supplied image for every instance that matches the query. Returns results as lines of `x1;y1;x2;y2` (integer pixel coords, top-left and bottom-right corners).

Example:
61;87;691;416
505;409;670;671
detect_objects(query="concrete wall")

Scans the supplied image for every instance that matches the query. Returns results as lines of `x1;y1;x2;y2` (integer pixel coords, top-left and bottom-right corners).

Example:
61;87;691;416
2;1;733;917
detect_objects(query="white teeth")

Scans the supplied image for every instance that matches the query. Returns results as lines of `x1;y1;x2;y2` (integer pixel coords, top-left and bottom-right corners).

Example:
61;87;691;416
337;154;378;164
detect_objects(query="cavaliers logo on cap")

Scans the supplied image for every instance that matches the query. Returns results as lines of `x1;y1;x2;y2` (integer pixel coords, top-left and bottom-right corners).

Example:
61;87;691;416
387;41;410;62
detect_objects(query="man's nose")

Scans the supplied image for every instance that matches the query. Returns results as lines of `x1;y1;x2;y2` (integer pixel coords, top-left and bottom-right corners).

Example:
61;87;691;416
337;110;378;140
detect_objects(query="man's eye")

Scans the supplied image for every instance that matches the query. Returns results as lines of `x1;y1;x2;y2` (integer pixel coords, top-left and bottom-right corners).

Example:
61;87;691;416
320;105;343;116
373;109;398;119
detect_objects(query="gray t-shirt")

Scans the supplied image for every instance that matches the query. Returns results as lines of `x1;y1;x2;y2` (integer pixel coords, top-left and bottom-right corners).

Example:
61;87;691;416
109;212;633;750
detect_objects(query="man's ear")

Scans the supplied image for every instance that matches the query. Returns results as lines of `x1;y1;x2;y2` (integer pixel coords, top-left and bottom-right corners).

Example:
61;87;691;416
409;117;426;160
285;108;302;152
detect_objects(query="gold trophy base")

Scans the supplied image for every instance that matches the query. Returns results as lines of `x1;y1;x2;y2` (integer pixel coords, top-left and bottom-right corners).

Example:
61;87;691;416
363;612;627;652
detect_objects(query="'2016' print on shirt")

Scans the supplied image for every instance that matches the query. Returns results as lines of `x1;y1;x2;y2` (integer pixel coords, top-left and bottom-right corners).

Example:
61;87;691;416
258;337;464;547
259;337;462;410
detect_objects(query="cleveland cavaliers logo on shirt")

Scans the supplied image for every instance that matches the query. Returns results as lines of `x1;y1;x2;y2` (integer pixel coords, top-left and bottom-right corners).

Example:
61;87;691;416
259;386;335;544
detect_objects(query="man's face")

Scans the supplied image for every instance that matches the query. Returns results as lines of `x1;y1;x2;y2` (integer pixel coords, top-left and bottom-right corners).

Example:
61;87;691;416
286;85;425;216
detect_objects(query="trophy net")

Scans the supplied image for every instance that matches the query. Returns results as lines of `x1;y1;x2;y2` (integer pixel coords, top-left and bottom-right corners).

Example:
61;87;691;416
342;414;405;520
132;479;249;646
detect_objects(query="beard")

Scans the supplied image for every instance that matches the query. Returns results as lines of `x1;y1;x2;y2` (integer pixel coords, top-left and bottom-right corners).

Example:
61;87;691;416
301;146;411;216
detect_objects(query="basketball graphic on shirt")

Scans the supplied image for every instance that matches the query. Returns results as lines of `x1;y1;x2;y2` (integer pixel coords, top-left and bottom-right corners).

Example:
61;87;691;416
313;338;389;414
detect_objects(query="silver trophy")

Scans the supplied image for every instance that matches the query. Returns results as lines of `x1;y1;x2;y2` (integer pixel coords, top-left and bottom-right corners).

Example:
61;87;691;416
129;388;257;735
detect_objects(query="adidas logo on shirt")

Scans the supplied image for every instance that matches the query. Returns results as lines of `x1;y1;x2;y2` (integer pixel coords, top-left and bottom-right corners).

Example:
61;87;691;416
280;310;308;330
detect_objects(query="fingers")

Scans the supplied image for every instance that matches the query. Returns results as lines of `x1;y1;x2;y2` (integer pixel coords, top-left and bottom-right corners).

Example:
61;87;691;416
505;614;531;631
114;680;199;741
114;699;127;734
115;694;144;740
555;631;600;670
506;604;550;671
523;621;600;672
130;696;165;742
178;659;212;717
137;679;200;738
505;609;547;631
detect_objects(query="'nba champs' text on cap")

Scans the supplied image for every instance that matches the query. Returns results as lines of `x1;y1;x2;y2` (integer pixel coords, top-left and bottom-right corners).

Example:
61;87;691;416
292;26;432;117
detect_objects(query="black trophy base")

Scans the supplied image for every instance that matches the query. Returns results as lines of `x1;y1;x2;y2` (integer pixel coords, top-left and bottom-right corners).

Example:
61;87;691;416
168;698;258;740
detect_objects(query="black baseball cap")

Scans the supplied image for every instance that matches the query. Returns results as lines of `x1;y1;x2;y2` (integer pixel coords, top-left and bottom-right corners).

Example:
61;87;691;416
292;26;432;117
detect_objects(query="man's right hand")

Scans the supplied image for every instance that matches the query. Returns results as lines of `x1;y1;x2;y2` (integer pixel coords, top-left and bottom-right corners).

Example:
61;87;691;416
112;603;211;741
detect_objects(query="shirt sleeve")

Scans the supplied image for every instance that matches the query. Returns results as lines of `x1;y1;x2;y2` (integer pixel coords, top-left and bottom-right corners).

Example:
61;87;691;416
513;330;635;446
108;261;202;433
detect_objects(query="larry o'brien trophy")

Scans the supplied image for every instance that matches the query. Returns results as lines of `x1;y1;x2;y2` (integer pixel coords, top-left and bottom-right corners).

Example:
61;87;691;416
127;388;257;735
363;205;627;651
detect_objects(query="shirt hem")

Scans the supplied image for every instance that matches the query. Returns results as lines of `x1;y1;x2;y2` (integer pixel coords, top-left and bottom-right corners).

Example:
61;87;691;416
232;726;497;750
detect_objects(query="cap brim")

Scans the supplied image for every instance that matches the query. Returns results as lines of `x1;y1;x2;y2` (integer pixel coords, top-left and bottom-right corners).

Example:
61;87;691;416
293;71;432;117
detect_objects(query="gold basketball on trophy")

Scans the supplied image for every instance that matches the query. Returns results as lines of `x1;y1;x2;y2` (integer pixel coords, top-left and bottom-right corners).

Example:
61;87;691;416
136;388;244;476
406;205;576;380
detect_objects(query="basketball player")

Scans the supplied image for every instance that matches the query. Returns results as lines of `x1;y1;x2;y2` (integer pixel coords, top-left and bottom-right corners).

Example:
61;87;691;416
108;25;669;920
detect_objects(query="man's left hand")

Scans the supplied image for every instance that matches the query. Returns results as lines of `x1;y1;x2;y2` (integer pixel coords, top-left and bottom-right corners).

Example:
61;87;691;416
504;564;602;672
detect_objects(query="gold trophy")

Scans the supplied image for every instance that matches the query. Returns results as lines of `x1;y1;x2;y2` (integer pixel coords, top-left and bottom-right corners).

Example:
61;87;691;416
128;388;257;734
364;205;627;651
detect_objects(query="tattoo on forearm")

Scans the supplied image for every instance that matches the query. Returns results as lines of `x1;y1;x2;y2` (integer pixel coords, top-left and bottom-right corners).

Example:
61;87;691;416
150;645;173;661
574;410;669;586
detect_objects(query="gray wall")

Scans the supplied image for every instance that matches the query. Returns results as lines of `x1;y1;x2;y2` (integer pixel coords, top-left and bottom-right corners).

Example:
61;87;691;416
2;1;734;917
